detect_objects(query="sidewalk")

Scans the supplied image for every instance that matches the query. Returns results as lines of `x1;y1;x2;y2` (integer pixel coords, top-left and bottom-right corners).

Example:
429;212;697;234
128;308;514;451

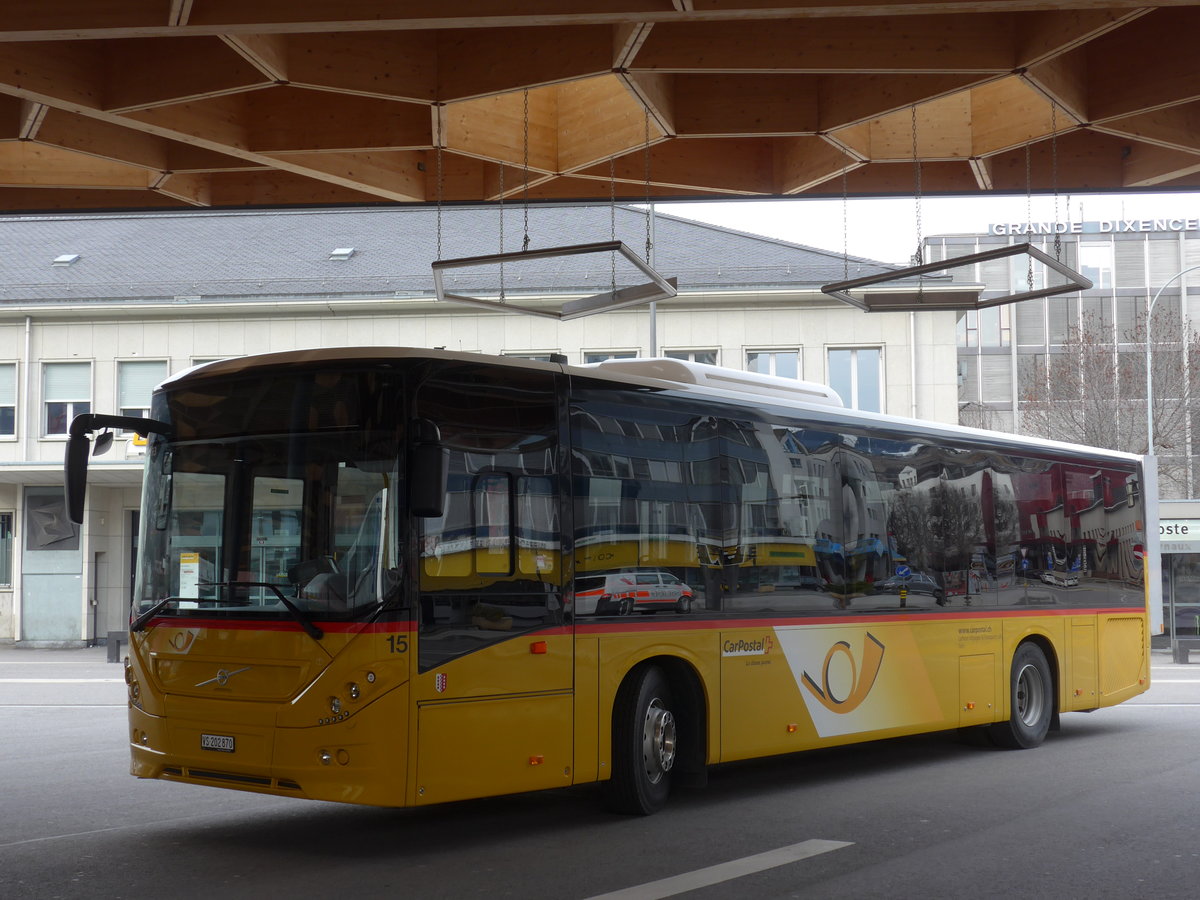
0;643;113;662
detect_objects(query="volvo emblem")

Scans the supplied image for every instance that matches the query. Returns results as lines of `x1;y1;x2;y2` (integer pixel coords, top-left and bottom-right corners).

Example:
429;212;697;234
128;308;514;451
196;666;250;688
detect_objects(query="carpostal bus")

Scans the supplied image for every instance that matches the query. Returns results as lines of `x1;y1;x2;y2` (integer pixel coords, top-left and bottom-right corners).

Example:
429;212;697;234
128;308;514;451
65;349;1152;815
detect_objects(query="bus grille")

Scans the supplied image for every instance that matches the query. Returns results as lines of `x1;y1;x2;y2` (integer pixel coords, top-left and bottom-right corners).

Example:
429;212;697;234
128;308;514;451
162;766;302;791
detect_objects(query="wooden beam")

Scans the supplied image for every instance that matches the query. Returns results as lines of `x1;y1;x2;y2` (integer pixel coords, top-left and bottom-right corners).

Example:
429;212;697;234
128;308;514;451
1121;142;1200;188
19;100;48;139
577;138;776;195
245;87;431;153
558;75;663;172
516;174;725;202
843;159;979;195
774;136;859;194
830;92;974;162
982;130;1125;192
670;74;819;137
444;87;557;172
1094;104;1200;156
122;94;252;150
1014;7;1149;68
817;73;994;131
0;188;184;211
618;71;675;138
257;149;427;201
634;16;1016;73
969;156;994;190
436;25;612;102
0;141;150;188
1023;51;1089;125
151;171;212;205
102;36;272;112
970;77;1054;157
34;107;170;170
613;21;653;69
1085;8;1200;122
286;32;437;102
221;32;288;82
206;170;383;206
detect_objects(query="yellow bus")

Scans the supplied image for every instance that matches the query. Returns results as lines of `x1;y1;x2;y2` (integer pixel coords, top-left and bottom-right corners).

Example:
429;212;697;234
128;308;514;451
66;349;1152;815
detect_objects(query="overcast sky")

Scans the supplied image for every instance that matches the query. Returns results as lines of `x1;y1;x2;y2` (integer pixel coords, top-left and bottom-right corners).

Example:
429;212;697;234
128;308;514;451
660;192;1200;266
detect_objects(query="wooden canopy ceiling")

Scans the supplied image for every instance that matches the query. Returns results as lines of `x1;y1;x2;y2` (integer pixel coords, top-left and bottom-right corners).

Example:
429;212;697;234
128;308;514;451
3;2;1200;212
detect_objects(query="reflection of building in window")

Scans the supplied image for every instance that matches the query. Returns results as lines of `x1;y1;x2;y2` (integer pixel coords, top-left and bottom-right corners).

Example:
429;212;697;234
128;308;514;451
584;350;637;363
828;347;883;413
0;512;13;586
665;349;719;365
0;364;15;437
746;349;800;378
1078;241;1114;289
42;362;91;436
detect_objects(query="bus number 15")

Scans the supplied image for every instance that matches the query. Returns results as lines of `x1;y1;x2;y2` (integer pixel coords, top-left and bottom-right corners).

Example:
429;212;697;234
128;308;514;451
385;635;409;654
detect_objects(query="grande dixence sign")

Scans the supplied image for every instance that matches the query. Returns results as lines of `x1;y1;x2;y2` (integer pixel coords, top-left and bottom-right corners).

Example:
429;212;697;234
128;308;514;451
989;218;1200;236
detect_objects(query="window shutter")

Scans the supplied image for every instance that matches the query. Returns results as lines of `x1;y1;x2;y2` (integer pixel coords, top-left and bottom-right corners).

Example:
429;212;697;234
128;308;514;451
119;361;167;409
43;363;90;401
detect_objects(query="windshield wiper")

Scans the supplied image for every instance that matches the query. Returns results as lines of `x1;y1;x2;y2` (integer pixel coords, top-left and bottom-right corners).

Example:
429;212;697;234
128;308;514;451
203;581;325;641
129;583;324;641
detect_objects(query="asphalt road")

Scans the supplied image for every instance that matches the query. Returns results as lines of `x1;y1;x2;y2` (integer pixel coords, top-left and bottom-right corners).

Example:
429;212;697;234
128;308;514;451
1;646;1197;900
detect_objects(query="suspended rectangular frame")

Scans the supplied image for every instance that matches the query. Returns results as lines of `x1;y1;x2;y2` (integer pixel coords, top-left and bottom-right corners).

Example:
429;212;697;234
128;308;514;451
821;242;1093;312
432;240;678;321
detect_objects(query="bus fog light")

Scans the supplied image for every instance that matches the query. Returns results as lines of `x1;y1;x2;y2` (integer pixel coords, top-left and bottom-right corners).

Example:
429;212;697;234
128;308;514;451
330;696;342;715
319;750;333;765
348;683;360;700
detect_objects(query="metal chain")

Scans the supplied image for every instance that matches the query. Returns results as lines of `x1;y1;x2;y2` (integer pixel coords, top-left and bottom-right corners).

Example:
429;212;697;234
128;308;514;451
610;156;617;294
1051;102;1062;262
522;88;530;252
911;104;923;266
498;162;506;301
644;107;653;262
1025;141;1034;289
841;167;849;281
436;124;444;261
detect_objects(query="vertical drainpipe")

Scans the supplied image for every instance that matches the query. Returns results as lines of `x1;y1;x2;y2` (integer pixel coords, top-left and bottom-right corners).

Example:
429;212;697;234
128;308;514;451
909;311;918;418
647;203;657;357
15;316;32;641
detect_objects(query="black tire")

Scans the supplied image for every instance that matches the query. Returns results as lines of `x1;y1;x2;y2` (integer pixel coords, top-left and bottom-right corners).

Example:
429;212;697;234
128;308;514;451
605;665;676;815
617;597;633;616
989;642;1054;749
675;595;692;614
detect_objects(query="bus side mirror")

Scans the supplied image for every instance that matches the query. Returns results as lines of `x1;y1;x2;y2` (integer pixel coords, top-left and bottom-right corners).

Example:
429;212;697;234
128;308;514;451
409;419;448;518
65;433;91;524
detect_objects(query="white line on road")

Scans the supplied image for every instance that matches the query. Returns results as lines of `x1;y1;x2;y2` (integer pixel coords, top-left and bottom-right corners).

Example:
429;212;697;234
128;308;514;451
0;705;126;709
0;678;122;683
583;839;853;900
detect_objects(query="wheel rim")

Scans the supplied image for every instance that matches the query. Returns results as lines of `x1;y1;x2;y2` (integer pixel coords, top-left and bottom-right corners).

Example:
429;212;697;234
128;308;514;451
641;698;676;785
1014;662;1046;727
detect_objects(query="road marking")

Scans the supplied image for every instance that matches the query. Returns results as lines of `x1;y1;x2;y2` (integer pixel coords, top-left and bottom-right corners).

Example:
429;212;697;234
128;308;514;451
0;705;126;709
1126;703;1200;707
0;678;123;683
583;839;853;900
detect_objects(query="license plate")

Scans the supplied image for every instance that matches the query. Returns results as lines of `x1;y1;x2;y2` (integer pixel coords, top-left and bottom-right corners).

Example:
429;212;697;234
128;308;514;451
201;733;235;753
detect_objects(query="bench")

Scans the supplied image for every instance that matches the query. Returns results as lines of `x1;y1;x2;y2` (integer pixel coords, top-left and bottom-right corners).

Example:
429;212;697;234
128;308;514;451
1171;637;1200;664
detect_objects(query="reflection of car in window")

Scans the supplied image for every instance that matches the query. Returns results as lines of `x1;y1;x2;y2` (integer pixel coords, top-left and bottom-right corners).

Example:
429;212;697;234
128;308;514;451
876;572;946;604
1040;571;1079;588
573;571;694;615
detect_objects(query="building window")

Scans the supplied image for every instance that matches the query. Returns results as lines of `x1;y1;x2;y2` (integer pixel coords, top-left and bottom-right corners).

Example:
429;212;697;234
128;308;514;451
0;363;15;437
957;307;1011;349
1079;242;1114;289
42;362;91;436
118;360;168;420
828;347;883;412
0;512;12;587
746;349;800;378
665;349;719;365
584;350;637;364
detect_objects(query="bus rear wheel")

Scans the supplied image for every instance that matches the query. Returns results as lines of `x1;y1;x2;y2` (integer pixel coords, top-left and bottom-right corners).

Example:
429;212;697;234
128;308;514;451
989;642;1054;749
606;665;676;815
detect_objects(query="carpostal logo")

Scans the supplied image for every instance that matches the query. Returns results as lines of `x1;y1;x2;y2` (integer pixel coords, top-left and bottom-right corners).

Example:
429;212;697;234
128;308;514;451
801;632;885;714
722;635;774;657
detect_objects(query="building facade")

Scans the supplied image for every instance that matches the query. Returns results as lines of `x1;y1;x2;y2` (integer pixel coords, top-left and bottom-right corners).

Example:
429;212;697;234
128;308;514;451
0;206;959;645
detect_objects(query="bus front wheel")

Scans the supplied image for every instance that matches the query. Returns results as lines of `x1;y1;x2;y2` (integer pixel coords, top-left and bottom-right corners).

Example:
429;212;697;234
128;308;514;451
989;642;1054;749
606;665;676;815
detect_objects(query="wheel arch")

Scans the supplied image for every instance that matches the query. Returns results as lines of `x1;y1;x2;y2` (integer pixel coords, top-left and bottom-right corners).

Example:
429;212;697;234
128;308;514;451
612;654;709;782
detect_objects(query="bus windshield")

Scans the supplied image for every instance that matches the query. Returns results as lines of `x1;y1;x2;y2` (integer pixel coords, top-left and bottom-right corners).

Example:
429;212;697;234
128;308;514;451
135;428;403;623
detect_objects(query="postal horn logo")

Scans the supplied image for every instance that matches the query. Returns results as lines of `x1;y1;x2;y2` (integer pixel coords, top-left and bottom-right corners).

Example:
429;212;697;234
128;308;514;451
801;632;885;714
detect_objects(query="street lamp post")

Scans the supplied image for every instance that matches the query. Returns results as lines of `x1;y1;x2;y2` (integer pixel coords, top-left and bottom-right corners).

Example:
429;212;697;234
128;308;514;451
1145;265;1200;455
